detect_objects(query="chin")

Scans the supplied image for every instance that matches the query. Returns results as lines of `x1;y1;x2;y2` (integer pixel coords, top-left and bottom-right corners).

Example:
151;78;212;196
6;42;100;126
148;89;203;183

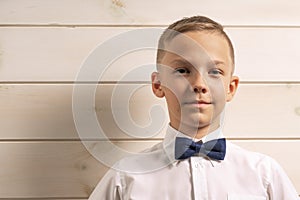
181;117;212;129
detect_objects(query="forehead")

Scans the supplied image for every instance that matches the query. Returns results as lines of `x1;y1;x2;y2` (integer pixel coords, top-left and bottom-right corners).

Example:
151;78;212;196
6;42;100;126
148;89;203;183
161;31;232;71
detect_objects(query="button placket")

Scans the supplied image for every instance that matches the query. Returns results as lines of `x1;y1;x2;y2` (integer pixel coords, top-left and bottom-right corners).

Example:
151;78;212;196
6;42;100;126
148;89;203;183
190;157;208;200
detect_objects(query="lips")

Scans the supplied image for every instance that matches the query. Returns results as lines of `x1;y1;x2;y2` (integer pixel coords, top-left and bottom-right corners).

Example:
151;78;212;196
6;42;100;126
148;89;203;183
196;100;211;104
184;100;212;107
188;100;211;104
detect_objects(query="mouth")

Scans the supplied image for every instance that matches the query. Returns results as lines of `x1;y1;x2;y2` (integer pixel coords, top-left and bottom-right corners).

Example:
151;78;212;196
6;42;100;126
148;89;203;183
184;100;212;108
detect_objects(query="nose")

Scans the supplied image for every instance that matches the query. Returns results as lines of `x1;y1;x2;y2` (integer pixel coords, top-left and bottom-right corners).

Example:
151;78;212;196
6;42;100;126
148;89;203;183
192;72;208;94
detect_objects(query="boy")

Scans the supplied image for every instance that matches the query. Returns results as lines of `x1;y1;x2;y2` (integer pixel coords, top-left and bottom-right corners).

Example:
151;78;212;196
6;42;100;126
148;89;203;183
89;16;299;199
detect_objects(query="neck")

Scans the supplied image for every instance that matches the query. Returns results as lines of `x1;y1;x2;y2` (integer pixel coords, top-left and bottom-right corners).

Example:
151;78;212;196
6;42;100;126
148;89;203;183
170;122;220;139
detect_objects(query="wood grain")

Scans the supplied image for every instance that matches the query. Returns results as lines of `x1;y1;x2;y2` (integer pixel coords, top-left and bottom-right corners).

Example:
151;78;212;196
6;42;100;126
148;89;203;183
1;0;300;26
0;141;107;198
0;84;299;140
0;140;298;198
1;1;300;198
0;28;300;82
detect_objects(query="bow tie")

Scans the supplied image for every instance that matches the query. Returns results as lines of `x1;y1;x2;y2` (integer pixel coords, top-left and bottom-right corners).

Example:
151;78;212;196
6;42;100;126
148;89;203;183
175;137;226;160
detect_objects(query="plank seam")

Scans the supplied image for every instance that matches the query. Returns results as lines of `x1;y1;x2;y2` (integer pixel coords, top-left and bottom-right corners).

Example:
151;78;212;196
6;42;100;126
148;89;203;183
1;81;300;85
0;138;300;142
0;198;86;200
1;24;300;28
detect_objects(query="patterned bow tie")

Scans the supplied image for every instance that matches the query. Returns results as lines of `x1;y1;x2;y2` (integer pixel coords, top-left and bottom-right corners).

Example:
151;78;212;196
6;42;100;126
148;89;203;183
175;137;226;160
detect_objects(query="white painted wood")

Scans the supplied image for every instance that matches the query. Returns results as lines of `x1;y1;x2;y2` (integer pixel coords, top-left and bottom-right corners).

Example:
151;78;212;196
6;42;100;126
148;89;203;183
1;0;299;199
0;84;299;139
0;141;107;198
0;140;298;198
1;0;300;26
224;83;300;137
0;27;129;82
0;27;300;82
227;27;300;82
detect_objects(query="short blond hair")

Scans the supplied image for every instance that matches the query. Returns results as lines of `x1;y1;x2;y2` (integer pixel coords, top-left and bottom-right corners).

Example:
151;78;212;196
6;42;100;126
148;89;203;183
157;16;235;70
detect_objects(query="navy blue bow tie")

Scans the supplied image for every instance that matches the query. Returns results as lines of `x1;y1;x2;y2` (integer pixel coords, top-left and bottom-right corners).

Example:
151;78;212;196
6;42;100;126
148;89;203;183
175;137;226;160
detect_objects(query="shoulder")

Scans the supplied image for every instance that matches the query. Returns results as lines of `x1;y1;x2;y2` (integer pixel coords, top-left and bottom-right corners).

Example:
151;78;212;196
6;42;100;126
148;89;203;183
226;143;299;197
141;141;164;153
225;141;277;169
113;141;169;173
226;141;266;159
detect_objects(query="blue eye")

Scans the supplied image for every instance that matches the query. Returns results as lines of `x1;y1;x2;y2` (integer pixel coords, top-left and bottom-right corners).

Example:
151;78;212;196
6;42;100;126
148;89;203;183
175;68;190;74
208;69;222;75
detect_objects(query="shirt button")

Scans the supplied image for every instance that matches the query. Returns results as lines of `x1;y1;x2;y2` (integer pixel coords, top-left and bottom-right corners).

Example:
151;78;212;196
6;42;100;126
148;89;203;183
195;163;198;168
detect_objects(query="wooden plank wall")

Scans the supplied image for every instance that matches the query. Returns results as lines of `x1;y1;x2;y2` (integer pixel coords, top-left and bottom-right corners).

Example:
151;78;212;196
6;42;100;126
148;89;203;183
0;0;300;199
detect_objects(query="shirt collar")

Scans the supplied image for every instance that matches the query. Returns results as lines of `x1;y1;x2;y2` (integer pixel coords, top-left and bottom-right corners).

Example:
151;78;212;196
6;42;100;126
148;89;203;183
163;124;224;166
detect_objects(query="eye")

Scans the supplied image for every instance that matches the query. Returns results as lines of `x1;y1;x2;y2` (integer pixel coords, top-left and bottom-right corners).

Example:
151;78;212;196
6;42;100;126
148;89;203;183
175;68;190;74
208;68;223;76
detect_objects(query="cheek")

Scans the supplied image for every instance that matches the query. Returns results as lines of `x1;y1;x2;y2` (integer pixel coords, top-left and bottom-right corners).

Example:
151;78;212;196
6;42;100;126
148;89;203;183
164;90;181;114
207;79;227;102
163;78;189;100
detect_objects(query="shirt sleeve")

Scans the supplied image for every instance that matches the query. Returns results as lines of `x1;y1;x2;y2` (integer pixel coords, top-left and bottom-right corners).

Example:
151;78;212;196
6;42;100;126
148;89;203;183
88;169;123;200
266;157;299;200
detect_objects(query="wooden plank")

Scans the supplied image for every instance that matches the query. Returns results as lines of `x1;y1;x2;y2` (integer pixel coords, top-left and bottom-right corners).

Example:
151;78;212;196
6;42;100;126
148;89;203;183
0;27;300;82
228;27;300;82
1;0;300;26
0;141;107;198
224;83;300;137
0;199;87;200
0;140;298;198
0;84;299;139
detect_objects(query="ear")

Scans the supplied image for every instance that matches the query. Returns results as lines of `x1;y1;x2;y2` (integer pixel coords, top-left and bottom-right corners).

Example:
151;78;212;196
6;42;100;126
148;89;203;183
226;76;239;102
151;72;165;98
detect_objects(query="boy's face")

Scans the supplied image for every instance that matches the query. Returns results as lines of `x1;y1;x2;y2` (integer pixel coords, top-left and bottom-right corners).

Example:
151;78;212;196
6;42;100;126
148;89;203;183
152;31;239;137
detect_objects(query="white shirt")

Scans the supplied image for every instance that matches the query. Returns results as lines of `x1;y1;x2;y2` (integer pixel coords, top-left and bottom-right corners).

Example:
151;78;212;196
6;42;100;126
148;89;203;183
89;125;299;200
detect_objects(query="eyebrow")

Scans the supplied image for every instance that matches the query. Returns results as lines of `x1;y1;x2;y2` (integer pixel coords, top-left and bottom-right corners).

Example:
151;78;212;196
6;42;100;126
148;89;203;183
171;58;225;67
170;59;194;67
211;60;225;66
